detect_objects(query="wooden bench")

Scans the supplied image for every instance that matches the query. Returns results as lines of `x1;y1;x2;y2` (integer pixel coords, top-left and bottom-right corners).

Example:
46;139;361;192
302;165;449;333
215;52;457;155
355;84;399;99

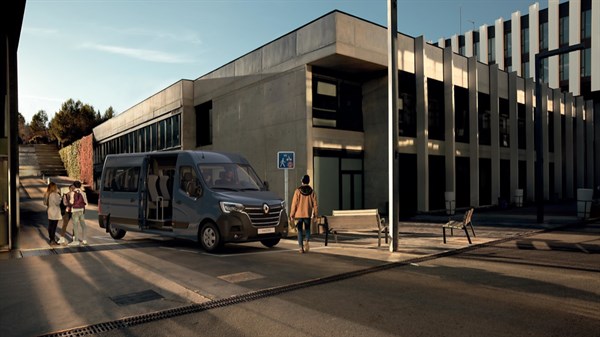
442;208;476;244
319;209;388;247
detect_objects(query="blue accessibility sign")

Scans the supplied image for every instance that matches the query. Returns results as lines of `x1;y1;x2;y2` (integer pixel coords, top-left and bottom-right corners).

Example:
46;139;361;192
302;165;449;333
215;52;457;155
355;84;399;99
277;151;295;169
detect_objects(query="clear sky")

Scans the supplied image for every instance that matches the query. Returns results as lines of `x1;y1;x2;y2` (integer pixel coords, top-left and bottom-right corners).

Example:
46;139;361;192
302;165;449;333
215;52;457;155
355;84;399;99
18;0;537;124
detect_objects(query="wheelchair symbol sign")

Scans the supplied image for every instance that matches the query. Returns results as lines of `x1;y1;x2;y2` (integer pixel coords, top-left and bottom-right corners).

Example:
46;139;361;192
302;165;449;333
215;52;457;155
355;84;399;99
277;151;295;169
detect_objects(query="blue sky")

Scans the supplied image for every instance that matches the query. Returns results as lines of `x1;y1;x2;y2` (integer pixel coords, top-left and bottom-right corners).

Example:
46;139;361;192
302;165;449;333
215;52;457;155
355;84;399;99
18;0;535;124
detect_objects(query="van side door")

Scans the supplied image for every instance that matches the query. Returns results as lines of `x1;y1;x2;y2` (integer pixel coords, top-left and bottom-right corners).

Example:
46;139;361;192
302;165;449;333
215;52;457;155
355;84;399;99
172;155;203;231
104;166;143;228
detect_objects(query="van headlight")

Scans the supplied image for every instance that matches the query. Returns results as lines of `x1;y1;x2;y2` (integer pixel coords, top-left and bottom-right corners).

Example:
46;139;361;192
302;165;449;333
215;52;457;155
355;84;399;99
220;201;244;213
280;200;285;209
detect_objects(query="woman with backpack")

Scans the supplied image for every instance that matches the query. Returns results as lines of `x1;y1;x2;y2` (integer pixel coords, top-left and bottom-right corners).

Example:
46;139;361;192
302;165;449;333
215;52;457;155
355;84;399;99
57;184;74;245
42;182;62;245
68;181;89;246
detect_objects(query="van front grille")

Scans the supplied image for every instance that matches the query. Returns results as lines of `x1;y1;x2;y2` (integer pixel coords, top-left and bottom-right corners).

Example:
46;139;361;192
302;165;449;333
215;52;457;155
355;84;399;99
243;204;283;227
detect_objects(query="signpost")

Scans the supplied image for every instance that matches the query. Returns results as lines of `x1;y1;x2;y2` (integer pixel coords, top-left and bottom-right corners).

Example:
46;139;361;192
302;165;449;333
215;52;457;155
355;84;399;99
277;151;295;215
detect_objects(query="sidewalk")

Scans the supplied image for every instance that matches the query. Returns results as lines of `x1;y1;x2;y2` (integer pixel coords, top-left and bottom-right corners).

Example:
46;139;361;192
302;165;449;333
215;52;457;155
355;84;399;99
1;176;596;337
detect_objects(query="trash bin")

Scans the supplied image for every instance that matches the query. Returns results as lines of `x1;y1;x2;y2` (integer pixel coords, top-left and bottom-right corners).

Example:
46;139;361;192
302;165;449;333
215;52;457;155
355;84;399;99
445;191;455;215
514;189;523;207
577;188;593;219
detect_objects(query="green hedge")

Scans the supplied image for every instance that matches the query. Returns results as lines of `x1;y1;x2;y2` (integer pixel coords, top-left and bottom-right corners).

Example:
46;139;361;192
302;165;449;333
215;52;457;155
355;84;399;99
59;140;81;181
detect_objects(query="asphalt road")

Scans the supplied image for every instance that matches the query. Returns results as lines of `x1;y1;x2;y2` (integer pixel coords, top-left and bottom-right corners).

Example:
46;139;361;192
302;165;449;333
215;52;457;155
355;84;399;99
90;223;600;337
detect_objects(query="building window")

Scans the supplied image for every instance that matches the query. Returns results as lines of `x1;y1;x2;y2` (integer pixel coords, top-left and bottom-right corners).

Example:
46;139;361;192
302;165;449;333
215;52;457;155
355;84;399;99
559;54;569;82
517;103;526;149
312;75;363;132
454;86;469;143
581;48;591;77
548;110;554;153
427;79;444;141
521;27;529;54
398;71;416;137
559;16;569;46
195;101;213;146
488;37;496;64
540;58;549;83
478;92;491;145
499;98;509;147
581;9;591;39
522;61;530;79
539;21;548;50
504;31;512;59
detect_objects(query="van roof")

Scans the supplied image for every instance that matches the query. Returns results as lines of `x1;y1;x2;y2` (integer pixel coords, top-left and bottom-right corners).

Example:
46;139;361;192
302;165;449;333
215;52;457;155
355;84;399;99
104;150;250;165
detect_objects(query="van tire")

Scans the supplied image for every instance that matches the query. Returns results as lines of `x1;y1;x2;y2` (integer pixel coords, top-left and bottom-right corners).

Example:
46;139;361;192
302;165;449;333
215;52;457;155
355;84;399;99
199;222;222;252
260;238;280;248
108;224;127;240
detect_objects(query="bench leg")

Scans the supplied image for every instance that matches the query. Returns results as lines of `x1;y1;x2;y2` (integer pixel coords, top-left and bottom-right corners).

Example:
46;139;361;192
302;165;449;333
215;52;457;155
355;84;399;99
463;227;472;244
469;223;476;237
324;224;329;246
443;227;447;244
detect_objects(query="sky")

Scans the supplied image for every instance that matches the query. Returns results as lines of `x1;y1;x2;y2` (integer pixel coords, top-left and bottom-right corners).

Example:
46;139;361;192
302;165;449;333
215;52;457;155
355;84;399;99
18;0;537;124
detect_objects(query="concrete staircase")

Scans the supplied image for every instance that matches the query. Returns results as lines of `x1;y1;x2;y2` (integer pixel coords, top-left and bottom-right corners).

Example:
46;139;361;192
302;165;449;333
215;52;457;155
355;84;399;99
19;144;67;177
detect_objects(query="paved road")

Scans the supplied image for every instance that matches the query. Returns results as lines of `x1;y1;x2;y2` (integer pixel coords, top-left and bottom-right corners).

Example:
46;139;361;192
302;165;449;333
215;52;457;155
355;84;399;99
90;223;600;337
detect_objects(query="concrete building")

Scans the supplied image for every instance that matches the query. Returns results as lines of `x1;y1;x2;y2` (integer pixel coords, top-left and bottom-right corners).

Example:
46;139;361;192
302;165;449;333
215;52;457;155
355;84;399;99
93;10;595;217
1;0;27;251
438;0;599;191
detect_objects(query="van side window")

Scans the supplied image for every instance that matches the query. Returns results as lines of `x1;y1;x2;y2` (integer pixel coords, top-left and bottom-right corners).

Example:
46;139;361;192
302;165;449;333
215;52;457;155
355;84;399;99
180;166;200;197
103;167;140;192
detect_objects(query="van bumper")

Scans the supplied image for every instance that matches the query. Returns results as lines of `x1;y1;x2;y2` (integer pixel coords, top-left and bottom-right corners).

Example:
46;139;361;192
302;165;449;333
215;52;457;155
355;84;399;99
218;212;288;242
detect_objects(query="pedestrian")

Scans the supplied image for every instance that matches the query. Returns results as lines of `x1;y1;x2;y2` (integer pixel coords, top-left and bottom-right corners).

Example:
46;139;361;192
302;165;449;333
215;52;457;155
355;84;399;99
289;174;318;253
42;182;62;245
68;181;88;246
57;184;74;245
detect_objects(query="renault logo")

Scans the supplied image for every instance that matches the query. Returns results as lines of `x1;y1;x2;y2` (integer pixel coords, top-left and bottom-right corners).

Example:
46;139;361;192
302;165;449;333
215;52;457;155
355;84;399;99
263;203;270;214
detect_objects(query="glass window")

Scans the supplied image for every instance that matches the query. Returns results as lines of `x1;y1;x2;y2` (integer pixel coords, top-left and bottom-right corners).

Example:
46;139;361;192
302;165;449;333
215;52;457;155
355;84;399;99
504;31;512;59
581;9;591;39
539;22;548;50
521;27;529;54
478;92;491;145
427;79;444;141
312;75;363;132
173;115;180;148
454;86;469;143
103;167;140;192
398;71;416;137
581;48;591;77
488;37;496;63
522;61;530;79
195;101;213;147
559;16;569;46
499;98;509;147
518;103;526;149
560;54;569;81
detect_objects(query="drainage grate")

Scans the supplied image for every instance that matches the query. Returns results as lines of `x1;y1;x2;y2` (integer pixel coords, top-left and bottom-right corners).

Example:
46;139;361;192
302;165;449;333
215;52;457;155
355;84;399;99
37;228;547;337
110;290;164;306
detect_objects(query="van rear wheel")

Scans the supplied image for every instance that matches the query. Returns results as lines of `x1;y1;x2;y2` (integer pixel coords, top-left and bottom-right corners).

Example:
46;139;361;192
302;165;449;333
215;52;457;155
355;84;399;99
260;238;280;248
199;222;222;252
109;224;126;240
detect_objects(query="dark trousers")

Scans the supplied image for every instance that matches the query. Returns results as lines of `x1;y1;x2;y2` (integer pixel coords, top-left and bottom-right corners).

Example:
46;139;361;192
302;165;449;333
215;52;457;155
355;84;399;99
48;219;59;242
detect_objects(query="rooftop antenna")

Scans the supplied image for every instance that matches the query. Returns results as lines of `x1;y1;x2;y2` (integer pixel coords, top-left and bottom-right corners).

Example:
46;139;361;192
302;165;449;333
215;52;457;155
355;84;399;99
468;20;475;32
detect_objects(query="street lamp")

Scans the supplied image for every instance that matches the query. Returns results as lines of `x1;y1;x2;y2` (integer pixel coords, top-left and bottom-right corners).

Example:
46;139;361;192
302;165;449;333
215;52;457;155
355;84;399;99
534;43;584;223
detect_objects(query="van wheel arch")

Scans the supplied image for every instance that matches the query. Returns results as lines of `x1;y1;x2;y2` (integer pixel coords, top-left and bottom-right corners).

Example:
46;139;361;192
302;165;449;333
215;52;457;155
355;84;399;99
198;221;222;252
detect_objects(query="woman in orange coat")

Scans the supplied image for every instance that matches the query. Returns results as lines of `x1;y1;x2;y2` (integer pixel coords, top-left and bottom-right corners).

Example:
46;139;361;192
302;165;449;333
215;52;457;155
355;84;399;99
289;175;318;253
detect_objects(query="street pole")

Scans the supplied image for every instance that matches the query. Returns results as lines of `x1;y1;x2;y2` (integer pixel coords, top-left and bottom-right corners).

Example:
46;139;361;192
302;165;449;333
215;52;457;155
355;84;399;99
388;0;399;252
534;43;584;223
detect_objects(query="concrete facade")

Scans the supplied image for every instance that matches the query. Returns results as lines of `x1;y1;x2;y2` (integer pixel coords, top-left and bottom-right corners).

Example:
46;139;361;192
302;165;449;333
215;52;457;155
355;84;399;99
93;10;595;217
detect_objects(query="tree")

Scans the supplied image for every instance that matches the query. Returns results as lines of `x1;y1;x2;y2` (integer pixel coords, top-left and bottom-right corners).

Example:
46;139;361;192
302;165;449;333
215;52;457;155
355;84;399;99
49;99;99;147
17;112;31;143
29;110;48;136
102;106;115;122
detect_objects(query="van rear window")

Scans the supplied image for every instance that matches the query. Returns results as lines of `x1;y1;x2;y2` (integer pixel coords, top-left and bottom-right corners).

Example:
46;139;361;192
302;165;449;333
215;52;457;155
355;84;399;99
103;167;140;192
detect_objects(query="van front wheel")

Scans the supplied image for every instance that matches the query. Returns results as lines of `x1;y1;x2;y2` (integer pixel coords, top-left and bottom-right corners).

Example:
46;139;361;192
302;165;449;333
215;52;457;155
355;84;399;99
199;222;222;252
109;224;126;240
260;238;280;248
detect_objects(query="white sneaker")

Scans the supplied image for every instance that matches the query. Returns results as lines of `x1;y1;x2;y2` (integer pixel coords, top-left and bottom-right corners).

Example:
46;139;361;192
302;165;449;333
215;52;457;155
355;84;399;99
81;240;88;245
68;240;80;247
57;237;65;245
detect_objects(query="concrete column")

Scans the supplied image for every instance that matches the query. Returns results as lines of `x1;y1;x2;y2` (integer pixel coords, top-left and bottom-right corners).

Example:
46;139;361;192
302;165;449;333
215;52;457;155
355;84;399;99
465;31;474;58
569;0;581;96
495;18;504;70
529;3;540;80
415;36;429;212
509;72;519;198
479;25;489;64
564;93;575;198
451;35;459;54
468;56;480;207
592;0;600;93
525;78;535;201
585;101;595;189
575;96;585;188
541;85;550;200
490;64;500;204
548;0;560;89
552;88;563;199
444;47;456;196
511;11;522;77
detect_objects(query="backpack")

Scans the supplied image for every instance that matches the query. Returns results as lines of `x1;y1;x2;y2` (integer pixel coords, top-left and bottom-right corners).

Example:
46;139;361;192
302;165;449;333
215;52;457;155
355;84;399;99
72;191;86;209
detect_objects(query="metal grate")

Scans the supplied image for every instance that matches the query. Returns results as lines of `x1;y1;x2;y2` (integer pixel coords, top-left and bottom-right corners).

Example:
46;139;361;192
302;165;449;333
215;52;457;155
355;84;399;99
244;203;283;227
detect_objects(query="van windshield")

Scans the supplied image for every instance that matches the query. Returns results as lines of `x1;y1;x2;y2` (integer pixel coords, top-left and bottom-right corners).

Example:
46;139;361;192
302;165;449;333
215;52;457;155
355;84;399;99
199;163;264;191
